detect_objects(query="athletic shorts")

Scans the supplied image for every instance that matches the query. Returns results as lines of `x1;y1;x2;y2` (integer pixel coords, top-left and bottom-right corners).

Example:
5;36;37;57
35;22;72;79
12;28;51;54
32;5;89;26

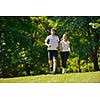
48;50;58;60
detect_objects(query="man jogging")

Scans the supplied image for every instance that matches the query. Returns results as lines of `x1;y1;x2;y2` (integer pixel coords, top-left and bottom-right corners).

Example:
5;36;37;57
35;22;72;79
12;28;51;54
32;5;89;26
45;28;59;74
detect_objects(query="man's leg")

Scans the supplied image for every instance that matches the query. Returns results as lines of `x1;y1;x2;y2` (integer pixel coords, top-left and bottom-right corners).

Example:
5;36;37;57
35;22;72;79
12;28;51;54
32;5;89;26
53;57;56;72
49;60;52;71
52;51;58;73
48;50;53;73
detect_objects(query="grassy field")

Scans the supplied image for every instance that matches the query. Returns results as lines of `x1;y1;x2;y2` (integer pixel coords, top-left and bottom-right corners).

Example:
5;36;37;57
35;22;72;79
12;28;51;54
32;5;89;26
0;71;100;83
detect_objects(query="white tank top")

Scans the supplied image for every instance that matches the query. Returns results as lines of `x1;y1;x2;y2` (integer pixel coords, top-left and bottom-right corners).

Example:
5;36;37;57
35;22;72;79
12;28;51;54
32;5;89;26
45;35;59;50
60;40;70;52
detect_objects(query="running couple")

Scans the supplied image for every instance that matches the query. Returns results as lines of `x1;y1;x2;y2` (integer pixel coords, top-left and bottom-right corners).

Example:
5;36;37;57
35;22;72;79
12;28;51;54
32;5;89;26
45;28;70;74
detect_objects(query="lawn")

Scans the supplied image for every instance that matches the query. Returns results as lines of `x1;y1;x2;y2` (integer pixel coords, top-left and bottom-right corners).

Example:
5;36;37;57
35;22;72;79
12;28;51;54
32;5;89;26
0;71;100;83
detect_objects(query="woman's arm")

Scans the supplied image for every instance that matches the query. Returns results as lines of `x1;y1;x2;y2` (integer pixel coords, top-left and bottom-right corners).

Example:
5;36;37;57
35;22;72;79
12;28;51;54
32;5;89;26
68;42;70;52
60;42;63;50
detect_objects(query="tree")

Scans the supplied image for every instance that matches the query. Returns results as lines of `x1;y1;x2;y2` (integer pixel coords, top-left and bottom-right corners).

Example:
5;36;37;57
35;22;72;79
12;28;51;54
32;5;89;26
50;16;100;72
0;16;100;78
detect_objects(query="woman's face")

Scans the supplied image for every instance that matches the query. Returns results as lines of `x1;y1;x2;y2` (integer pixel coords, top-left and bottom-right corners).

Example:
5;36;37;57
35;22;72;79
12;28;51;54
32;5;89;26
63;34;67;40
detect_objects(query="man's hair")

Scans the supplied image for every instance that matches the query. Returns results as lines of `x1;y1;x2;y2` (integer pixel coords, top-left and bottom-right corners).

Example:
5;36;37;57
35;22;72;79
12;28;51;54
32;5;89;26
51;28;56;32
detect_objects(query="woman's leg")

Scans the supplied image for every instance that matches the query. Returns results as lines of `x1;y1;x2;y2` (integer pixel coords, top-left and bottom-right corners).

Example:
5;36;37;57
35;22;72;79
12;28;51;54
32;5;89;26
60;52;69;74
60;52;66;74
63;52;69;73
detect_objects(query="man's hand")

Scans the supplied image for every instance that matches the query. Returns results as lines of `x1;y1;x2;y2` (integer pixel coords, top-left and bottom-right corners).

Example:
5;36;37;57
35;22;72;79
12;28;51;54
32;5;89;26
48;44;51;48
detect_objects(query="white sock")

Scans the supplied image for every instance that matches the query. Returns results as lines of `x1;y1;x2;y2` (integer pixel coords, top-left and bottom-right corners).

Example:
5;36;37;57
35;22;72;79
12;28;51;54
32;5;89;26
53;57;56;72
53;61;56;72
64;68;66;74
62;68;65;74
62;68;66;74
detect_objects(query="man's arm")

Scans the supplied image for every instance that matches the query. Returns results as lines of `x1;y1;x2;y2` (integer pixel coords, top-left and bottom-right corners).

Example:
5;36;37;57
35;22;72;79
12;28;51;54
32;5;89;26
45;36;51;48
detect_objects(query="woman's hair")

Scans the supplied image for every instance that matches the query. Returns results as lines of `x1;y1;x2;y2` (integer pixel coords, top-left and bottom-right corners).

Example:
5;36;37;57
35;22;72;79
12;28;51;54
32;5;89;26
63;33;67;37
61;33;68;41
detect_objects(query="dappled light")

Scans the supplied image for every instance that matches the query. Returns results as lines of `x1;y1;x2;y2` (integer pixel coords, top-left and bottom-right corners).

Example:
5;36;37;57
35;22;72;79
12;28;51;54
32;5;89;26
0;16;100;79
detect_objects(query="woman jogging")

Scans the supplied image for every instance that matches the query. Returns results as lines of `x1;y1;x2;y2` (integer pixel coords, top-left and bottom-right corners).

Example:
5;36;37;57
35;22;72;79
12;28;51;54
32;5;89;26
60;34;70;74
45;28;59;74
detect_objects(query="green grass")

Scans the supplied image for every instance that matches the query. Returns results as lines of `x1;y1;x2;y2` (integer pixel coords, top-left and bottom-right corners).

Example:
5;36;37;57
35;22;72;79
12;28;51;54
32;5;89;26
0;71;100;83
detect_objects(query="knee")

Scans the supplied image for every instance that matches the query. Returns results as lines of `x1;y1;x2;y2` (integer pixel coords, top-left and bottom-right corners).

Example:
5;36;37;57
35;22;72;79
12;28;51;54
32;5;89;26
53;57;56;62
49;60;52;64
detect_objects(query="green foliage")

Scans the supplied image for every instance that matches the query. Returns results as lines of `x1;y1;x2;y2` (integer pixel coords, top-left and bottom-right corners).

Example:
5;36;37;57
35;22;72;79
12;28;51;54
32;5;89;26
0;16;100;78
0;16;56;78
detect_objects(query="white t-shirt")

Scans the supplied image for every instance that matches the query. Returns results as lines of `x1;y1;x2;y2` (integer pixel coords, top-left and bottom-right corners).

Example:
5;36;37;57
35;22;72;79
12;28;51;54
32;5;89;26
60;40;70;52
45;35;59;50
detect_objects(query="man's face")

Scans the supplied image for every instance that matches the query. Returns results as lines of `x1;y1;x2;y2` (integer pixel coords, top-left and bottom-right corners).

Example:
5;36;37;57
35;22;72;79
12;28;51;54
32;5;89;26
51;30;55;36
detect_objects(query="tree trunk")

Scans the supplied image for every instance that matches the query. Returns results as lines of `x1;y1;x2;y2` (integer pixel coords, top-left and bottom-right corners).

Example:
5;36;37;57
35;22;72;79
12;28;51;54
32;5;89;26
78;57;81;72
87;26;99;71
93;28;99;71
93;46;99;71
93;57;99;71
86;58;89;72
